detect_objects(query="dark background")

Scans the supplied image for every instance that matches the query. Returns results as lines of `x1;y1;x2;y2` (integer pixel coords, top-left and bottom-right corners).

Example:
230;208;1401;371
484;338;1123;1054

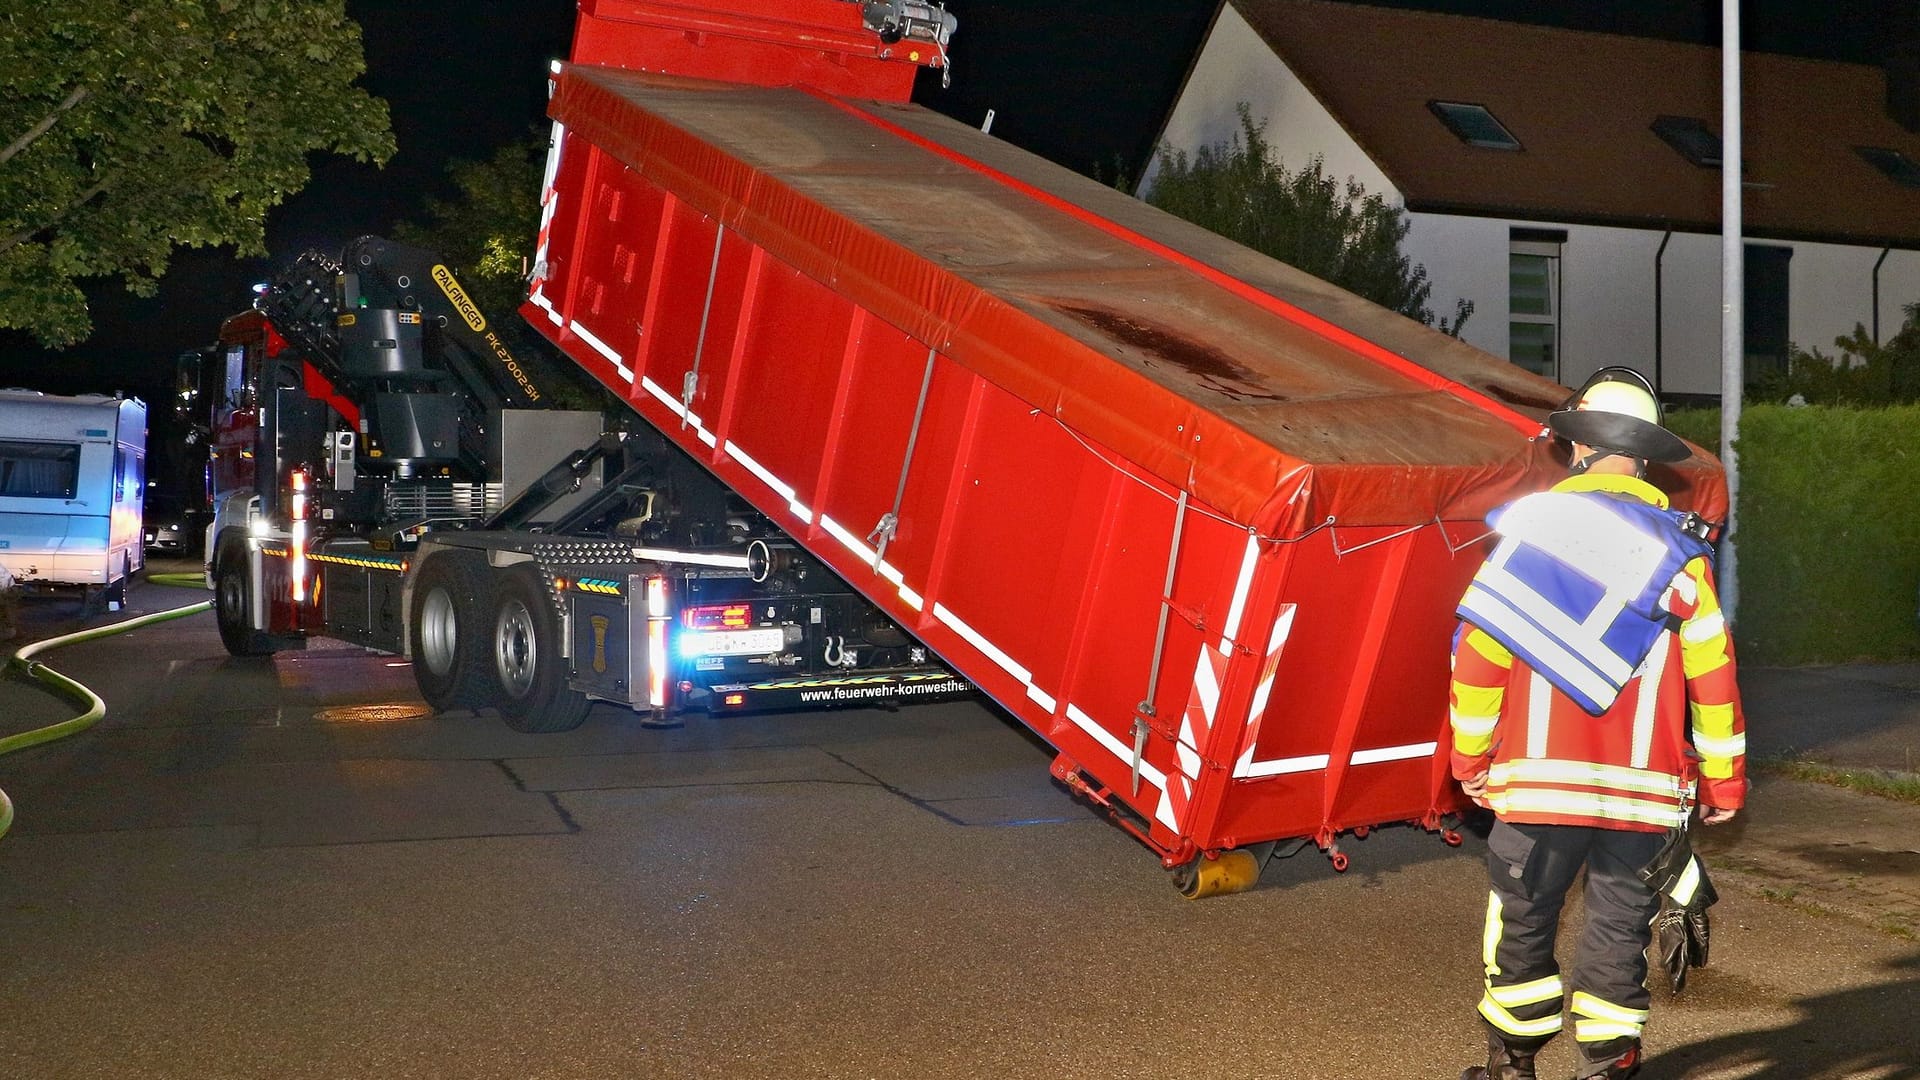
0;0;1892;416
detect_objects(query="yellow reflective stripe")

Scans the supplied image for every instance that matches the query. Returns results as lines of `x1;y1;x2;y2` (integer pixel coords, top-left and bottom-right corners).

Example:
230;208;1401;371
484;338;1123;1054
1574;1019;1643;1043
1572;991;1650;1025
1453;731;1494;757
1487;758;1687;799
1450;709;1499;738
1669;856;1702;906
1680;610;1725;644
1486;788;1689;828
1691;702;1743;778
1452;681;1504;718
1691;719;1741;751
1482;891;1503;977
1464;627;1514;666
1488;975;1564;1008
1479;997;1564;1038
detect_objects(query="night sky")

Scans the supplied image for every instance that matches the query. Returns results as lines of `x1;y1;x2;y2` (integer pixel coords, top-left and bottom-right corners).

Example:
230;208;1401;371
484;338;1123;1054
0;0;1892;410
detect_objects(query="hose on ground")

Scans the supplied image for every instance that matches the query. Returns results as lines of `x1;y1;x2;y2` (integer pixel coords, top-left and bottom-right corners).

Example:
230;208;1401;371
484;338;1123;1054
0;597;213;841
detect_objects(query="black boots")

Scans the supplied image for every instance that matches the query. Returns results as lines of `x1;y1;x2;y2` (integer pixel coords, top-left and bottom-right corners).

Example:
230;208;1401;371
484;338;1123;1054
1459;1044;1538;1080
1580;1045;1642;1079
1462;1039;1641;1079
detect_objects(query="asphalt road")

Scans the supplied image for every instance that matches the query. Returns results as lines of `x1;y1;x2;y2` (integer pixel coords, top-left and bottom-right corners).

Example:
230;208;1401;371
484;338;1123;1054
2;571;1917;1079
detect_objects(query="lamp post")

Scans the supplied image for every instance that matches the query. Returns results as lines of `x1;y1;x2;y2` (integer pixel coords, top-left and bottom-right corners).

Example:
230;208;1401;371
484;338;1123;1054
1719;0;1744;620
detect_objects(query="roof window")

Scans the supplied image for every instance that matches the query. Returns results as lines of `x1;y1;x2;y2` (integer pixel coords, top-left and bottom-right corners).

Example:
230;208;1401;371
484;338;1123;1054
1651;115;1722;168
1856;146;1920;188
1428;101;1522;151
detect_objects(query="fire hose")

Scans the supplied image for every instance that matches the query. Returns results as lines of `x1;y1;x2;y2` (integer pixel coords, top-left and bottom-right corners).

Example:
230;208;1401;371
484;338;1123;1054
0;583;213;840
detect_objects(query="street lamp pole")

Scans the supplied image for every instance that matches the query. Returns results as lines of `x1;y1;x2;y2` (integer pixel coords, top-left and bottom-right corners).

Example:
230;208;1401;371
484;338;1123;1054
1720;0;1744;620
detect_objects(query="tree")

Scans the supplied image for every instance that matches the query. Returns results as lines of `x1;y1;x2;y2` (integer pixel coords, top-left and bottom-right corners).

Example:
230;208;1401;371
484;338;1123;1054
391;135;547;322
0;1;396;347
1752;305;1920;405
392;133;606;410
1145;105;1470;336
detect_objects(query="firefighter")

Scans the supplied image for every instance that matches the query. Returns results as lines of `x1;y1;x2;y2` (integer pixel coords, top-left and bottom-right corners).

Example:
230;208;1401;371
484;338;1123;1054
1449;368;1746;1080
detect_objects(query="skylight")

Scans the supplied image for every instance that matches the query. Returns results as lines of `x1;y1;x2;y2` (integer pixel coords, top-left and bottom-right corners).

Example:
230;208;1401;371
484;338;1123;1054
1651;115;1722;168
1428;101;1522;151
1857;146;1920;188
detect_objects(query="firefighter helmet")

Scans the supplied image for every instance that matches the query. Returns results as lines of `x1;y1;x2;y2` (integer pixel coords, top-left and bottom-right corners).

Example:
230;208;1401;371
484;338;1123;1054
1546;367;1691;464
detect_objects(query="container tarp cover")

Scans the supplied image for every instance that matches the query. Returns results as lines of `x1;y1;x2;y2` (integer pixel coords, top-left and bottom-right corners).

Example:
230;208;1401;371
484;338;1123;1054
551;67;1731;536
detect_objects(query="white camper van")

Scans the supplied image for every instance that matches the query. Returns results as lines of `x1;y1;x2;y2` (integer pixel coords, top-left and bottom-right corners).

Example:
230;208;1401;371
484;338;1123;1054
0;390;147;609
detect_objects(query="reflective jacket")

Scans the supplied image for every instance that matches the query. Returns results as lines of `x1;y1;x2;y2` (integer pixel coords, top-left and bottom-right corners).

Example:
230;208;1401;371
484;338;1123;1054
1449;474;1748;831
1458;489;1716;715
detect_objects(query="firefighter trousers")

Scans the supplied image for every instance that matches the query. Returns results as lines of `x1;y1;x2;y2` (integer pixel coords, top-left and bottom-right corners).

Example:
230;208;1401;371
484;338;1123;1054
1476;819;1666;1077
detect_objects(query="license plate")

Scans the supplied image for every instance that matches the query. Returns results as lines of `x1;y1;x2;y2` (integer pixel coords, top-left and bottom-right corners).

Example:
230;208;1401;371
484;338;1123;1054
679;627;785;658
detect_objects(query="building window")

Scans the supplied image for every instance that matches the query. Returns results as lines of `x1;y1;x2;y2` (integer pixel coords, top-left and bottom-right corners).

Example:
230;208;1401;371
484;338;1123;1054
1428;101;1522;150
1856;146;1920;188
1510;233;1563;379
1651;115;1722;168
1745;244;1792;381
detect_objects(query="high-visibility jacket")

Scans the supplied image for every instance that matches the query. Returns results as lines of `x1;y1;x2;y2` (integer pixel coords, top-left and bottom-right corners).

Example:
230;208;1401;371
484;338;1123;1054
1449;473;1747;830
1457;489;1716;715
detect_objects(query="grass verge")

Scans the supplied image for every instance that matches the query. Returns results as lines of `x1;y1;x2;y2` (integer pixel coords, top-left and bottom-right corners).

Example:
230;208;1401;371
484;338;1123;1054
1755;757;1920;805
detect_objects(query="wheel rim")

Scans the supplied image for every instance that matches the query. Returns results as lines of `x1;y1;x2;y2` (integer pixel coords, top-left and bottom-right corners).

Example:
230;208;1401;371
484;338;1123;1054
419;587;459;677
219;568;246;623
494;598;537;699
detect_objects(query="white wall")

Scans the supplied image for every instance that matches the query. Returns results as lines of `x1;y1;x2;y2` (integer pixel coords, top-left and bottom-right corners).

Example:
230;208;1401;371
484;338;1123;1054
1405;216;1731;397
1786;241;1920;355
1877;249;1920;341
1400;213;1508;357
1142;3;1395;200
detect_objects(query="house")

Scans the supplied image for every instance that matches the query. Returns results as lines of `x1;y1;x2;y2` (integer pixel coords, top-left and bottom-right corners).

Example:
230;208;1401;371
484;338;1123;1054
1144;0;1920;398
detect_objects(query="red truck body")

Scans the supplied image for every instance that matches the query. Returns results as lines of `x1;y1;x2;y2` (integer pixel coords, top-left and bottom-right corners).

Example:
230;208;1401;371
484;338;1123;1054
522;0;1730;876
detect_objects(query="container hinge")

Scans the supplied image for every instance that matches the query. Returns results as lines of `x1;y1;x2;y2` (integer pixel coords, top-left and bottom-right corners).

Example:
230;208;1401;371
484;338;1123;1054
872;345;938;567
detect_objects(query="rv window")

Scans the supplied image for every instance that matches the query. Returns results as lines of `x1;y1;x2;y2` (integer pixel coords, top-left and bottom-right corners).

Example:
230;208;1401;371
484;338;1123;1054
0;440;83;499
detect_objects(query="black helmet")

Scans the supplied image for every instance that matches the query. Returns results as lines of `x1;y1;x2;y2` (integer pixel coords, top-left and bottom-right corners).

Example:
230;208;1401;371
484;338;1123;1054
1546;367;1691;464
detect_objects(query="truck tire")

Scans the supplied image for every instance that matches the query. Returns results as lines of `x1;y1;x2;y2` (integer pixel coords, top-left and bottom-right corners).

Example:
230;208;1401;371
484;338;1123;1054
215;539;278;657
409;551;492;713
489;567;591;733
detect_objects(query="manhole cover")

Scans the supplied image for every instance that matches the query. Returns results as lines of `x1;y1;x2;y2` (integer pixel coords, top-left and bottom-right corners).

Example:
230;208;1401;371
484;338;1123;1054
313;703;433;724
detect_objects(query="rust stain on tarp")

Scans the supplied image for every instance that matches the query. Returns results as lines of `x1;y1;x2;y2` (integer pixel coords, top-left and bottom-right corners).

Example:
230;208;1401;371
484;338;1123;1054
1055;303;1283;402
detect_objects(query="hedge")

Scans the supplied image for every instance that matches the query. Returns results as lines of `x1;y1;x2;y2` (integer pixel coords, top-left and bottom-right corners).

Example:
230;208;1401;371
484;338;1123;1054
1667;405;1920;665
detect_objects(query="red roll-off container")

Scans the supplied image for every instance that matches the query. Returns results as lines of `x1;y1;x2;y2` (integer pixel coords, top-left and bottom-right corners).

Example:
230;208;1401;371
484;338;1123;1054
524;1;1730;875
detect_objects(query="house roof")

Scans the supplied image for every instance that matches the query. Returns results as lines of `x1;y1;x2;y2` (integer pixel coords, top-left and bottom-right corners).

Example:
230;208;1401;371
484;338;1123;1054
1223;0;1920;248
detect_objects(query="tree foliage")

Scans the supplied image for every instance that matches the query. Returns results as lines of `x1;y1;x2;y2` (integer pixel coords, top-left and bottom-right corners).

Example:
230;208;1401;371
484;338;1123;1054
391;135;547;322
392;133;604;410
1750;303;1920;405
1146;105;1469;335
0;1;395;347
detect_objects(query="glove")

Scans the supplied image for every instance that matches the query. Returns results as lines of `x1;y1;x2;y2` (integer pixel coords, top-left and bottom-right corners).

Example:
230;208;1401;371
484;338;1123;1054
1651;902;1691;993
1647;859;1717;995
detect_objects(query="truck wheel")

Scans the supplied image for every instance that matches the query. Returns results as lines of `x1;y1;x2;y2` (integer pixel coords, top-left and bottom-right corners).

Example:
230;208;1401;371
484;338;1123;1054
489;567;590;733
215;540;277;657
409;551;492;713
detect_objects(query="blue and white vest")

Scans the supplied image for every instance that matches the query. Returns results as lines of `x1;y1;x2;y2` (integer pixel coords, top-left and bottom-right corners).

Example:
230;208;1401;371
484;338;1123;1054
1457;491;1716;716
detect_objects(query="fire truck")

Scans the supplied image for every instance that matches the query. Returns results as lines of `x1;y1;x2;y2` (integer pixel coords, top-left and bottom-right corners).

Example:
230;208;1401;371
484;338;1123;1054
194;0;1730;893
192;234;965;732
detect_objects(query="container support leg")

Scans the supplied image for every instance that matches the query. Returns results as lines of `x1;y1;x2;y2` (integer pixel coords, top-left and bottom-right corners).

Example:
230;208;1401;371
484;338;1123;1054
680;222;727;424
871;345;938;566
1131;489;1188;795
